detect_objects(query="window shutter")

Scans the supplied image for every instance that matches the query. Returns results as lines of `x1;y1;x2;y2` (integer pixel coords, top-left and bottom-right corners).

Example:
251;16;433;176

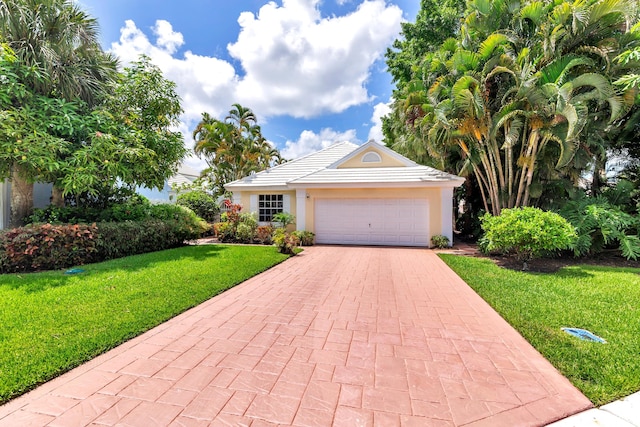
250;195;258;214
283;194;291;213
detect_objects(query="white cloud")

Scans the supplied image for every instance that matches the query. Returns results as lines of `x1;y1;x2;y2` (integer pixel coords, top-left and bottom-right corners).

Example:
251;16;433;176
153;20;184;54
228;0;403;118
109;19;237;126
281;128;358;159
368;101;391;143
106;1;403;161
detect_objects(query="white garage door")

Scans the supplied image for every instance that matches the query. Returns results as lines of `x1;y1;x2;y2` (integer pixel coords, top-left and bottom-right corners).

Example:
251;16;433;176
314;198;429;246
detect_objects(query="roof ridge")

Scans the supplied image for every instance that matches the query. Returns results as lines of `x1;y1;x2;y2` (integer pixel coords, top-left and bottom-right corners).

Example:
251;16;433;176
256;140;356;175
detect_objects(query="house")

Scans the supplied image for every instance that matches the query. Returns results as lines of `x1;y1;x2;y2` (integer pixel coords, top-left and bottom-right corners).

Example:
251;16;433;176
136;164;201;203
0;182;53;229
225;140;465;247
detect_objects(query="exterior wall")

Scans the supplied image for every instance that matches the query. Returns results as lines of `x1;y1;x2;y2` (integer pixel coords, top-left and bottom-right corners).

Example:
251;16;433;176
137;182;175;203
0;181;52;229
0;181;9;229
232;190;297;225
337;146;406;168
303;187;446;239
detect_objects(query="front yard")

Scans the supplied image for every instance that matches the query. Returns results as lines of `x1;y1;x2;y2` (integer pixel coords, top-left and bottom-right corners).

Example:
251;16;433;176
440;254;640;406
0;244;289;404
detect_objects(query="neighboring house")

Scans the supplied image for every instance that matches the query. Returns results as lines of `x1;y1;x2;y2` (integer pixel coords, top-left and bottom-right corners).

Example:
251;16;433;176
137;164;201;203
0;181;53;229
225;140;465;247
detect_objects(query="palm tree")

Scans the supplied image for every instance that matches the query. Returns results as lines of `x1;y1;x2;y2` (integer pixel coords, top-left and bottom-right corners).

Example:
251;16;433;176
0;0;118;225
387;0;637;215
193;105;285;196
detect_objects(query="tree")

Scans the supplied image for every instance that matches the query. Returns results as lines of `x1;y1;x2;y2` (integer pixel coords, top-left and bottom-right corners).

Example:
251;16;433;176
193;104;285;196
0;0;118;226
385;0;466;90
58;56;188;204
384;0;639;215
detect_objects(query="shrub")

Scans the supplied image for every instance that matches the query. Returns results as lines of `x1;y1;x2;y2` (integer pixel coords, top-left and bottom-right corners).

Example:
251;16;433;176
148;204;209;238
176;190;219;222
272;212;295;229
256;225;274;244
214;222;235;242
292;230;315;246
236;223;256;243
272;228;300;254
480;207;577;264
93;220;191;261
431;235;450;249
27;205;100;224
0;223;97;273
559;196;640;260
99;194;152;222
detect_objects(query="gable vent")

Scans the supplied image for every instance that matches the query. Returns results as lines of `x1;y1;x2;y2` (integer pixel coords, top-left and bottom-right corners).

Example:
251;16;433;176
362;152;382;163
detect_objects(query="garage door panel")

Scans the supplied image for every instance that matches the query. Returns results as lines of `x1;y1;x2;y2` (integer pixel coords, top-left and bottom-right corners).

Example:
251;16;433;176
315;198;429;247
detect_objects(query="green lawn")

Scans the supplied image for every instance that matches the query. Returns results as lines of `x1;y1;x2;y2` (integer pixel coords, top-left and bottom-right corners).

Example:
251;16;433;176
440;254;640;406
0;244;289;404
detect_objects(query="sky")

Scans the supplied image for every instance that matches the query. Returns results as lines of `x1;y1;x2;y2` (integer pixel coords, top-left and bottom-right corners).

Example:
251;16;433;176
77;0;420;170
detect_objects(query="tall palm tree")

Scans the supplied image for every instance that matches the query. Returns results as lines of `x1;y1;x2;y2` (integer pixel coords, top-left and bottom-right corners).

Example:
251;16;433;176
388;0;637;215
193;105;286;196
0;0;118;226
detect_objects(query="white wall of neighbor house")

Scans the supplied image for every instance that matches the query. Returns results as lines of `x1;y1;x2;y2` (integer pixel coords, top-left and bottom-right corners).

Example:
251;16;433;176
0;181;52;229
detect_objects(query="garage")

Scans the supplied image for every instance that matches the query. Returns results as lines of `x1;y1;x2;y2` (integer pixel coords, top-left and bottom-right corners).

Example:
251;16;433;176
314;198;429;246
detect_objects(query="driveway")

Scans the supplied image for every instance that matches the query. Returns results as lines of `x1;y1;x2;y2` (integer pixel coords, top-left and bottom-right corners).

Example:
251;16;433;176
0;246;591;426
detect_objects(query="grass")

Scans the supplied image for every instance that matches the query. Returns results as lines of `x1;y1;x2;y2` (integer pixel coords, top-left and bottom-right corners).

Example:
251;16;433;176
440;254;640;406
0;244;289;404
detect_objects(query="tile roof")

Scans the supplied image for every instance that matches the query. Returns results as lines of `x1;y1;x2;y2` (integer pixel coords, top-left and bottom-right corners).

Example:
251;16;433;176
224;140;464;190
288;166;463;186
225;141;359;190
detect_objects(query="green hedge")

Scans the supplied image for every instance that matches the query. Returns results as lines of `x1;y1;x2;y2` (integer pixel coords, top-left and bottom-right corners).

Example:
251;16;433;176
0;218;206;274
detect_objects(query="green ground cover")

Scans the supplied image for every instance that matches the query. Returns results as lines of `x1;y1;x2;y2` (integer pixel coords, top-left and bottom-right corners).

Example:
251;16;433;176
440;254;640;406
0;244;288;404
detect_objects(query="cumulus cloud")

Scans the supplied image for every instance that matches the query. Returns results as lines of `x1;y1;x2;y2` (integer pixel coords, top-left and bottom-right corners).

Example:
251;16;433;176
368;101;391;143
281;128;358;160
110;20;237;125
228;0;403;118
106;1;402;167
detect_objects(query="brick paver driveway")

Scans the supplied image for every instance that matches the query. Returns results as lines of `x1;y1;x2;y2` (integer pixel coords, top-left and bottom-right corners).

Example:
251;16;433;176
0;246;592;426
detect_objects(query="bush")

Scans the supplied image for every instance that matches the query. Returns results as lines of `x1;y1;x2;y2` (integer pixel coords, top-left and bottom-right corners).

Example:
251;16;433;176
99;194;152;222
272;228;300;254
27;194;153;224
256;225;274;244
93;220;191;261
0;224;97;273
214;222;235;242
272;212;295;229
480;207;577;263
559;196;640;260
148;204;209;238
236;223;256;243
431;235;450;249
292;230;315;246
176;190;219;222
27;205;100;224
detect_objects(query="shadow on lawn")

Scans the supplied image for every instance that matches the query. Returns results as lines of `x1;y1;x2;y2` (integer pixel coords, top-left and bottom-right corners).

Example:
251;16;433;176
2;244;230;293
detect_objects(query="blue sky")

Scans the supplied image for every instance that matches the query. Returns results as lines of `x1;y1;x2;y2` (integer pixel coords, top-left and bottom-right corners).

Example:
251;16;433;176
78;0;419;169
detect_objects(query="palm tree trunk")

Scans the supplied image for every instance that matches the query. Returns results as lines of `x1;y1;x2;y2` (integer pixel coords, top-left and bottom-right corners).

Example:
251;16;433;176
515;129;538;207
9;163;34;228
473;164;491;214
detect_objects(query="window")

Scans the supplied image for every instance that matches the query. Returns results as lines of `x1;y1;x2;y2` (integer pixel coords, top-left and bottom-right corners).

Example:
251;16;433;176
259;194;283;222
362;151;382;163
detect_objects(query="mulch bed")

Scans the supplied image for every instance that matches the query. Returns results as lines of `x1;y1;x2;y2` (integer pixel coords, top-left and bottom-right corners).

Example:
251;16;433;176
486;251;640;273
